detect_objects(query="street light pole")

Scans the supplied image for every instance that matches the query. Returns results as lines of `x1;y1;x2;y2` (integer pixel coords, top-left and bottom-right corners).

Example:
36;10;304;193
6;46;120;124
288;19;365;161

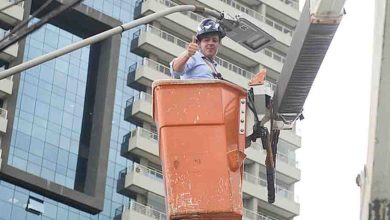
0;5;222;80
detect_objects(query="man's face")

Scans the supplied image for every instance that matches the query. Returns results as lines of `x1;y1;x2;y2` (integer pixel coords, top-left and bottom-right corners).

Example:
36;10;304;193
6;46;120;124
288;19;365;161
199;34;220;59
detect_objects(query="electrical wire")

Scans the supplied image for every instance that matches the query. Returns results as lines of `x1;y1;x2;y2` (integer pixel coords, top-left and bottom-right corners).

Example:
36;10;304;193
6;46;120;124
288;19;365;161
0;0;84;52
0;0;24;13
0;0;55;44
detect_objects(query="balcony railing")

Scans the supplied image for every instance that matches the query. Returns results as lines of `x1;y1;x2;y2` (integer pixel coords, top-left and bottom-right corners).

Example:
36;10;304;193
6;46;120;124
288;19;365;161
129;57;171;78
250;142;298;168
243;208;279;220
125;127;158;143
115;200;167;220
263;48;286;63
0;108;8;119
217;0;293;36
126;91;152;108
115;200;278;220
133;25;282;81
243;172;295;201
120;162;163;183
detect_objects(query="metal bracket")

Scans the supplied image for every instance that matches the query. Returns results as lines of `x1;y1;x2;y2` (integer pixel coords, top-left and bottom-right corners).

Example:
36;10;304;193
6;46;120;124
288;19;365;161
239;99;246;134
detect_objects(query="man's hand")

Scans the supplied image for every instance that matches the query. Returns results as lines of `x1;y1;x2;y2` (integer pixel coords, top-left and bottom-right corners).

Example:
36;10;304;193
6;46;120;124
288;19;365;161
186;36;198;58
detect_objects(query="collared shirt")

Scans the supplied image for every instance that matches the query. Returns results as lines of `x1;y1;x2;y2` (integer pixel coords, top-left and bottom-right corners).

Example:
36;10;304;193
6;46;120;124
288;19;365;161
169;51;220;80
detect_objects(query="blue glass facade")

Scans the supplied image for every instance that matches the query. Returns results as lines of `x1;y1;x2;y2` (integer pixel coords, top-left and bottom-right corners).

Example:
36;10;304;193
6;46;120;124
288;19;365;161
0;0;138;219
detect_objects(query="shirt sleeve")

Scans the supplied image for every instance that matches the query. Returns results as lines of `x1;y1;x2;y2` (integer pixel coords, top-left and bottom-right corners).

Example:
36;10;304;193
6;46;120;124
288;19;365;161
169;56;195;78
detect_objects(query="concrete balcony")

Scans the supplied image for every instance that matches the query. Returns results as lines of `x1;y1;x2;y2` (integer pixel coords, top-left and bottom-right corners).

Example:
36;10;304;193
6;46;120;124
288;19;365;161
0;29;18;62
245;142;300;184
124;91;153;126
121;127;160;165
115;200;167;220
0;108;8;133
115;201;279;220
264;0;300;14
131;25;281;88
243;172;299;218
0;0;24;28
115;165;296;219
117;162;164;197
280;130;301;148
133;0;286;76
0;75;12;98
127;58;171;91
243;208;279;220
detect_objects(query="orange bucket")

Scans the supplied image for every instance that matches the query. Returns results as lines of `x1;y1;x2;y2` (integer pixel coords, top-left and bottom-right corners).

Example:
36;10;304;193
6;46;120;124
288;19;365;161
153;80;247;220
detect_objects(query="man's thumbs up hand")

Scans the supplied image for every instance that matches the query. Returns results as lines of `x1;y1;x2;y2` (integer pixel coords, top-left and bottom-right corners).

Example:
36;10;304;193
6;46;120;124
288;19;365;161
186;36;198;58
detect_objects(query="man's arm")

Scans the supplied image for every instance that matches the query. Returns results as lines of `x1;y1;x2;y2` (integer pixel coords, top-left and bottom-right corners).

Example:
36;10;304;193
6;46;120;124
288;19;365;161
172;36;198;72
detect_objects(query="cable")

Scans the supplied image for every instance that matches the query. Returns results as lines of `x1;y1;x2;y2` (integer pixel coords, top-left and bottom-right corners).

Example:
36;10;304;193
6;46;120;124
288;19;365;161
0;0;84;52
0;0;24;13
0;0;55;44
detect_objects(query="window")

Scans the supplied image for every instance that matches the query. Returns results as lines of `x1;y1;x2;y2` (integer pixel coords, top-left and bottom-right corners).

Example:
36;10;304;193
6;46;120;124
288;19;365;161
27;196;44;215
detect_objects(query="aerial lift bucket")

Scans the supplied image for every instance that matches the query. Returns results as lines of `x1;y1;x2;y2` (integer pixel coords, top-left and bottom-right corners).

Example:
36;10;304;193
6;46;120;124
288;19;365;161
152;79;247;220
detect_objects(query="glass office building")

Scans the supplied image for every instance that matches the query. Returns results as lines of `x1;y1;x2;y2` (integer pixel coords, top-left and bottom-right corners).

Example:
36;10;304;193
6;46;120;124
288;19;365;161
0;0;301;219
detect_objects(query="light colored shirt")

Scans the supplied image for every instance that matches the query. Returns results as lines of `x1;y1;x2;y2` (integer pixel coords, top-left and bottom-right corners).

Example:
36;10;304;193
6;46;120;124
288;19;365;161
169;51;220;80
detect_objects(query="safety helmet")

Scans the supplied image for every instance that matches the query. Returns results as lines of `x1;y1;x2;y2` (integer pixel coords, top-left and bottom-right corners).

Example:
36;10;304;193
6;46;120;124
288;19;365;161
196;18;226;40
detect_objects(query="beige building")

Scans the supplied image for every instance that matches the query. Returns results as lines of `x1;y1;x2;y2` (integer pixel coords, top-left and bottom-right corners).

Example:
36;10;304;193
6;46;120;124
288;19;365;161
0;0;24;167
116;0;302;219
359;0;390;219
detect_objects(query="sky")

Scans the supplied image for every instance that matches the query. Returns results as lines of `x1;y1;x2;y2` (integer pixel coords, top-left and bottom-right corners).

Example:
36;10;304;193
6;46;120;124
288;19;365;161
295;1;374;220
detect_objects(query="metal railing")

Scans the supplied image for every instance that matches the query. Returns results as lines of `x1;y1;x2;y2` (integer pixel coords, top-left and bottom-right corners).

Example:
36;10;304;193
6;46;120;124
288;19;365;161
243;172;295;201
126;91;152;108
120;162;163;182
116;200;167;220
249;142;297;167
0;108;8;119
129;57;171;78
115;202;276;220
243;208;279;220
263;48;286;63
218;0;293;36
150;0;204;22
126;127;158;143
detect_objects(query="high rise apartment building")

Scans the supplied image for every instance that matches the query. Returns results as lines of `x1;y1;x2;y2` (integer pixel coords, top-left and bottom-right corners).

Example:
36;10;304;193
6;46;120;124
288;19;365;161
0;0;301;219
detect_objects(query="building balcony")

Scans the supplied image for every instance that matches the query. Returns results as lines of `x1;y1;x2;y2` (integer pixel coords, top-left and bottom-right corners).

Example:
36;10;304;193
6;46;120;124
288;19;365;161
133;0;286;76
127;58;171;91
115;200;167;220
280;130;301;148
117;162;164;197
243;208;279;220
131;25;281;88
124;91;153;126
0;0;24;28
121;127;160;165
245;142;300;184
0;29;18;62
114;201;278;220
0;108;8;133
243;172;300;218
115;165;296;219
0;75;12;98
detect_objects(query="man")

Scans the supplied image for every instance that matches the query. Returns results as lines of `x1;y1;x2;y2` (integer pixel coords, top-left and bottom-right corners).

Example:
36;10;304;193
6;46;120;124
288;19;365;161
170;18;225;80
